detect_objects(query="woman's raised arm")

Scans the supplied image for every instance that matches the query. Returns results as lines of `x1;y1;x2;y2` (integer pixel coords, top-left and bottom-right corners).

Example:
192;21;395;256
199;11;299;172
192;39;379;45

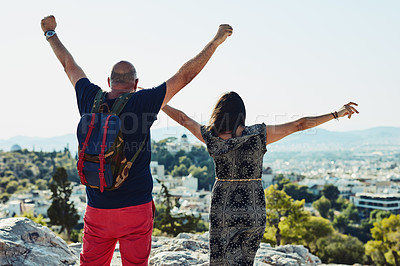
266;102;359;145
162;105;205;143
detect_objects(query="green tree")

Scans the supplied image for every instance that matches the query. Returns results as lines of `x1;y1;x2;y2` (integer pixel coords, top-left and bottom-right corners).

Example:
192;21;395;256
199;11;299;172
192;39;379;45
70;229;84;243
178;156;192;169
19;178;30;188
316;232;366;264
273;174;285;183
35;179;48;190
365;214;400;265
370;209;392;222
0;193;10;203
195;219;209;233
47;167;79;241
312;196;331;219
17;212;47;226
23;169;34;178
187;145;209;162
189;165;212;190
346;219;373;243
279;199;310;245
274;174;290;190
0;176;12;189
196;160;215;190
342;203;360;223
171;164;189;177
264;185;308;246
322;184;339;204
334;196;348;211
189;165;208;179
302;216;334;252
333;203;360;233
333;213;349;233
283;183;314;202
154;180;200;236
5;180;19;194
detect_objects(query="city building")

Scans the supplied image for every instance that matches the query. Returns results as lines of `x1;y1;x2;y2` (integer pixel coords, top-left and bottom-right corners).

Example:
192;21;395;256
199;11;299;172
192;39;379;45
166;134;195;154
261;167;273;189
182;175;198;191
351;192;400;216
150;161;165;179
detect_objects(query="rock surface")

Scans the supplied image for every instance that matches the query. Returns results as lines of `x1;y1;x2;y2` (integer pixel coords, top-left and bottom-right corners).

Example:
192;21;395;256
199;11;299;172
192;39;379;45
148;233;321;266
0;218;322;265
0;218;78;266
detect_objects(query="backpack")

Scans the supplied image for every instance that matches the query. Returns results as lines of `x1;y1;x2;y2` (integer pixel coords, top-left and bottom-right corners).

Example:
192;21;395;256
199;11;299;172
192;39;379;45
76;90;147;192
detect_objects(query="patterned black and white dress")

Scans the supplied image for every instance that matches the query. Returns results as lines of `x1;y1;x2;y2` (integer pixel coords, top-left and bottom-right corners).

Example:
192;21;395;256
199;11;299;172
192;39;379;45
201;123;267;266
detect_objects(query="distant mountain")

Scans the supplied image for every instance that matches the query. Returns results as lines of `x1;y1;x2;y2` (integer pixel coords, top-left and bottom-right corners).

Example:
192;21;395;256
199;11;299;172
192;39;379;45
0;134;78;154
267;127;400;152
0;127;399;155
0;127;200;156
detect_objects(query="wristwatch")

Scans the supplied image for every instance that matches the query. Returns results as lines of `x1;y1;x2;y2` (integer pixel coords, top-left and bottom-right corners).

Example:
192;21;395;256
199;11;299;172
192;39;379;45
45;30;56;40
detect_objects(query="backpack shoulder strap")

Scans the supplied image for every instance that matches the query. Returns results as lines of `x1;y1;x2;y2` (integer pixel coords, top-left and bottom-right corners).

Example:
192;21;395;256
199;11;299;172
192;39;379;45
129;135;148;165
91;90;107;113
111;92;134;116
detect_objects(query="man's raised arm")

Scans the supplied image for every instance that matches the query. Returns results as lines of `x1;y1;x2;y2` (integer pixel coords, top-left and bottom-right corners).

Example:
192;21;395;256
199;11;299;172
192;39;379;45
162;24;233;107
41;15;86;87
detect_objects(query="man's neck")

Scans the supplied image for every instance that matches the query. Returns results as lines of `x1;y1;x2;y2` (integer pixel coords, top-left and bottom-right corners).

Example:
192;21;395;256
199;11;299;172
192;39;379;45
107;88;135;99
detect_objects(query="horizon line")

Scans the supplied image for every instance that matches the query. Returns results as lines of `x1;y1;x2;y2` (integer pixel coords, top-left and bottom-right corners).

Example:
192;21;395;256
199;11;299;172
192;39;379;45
1;125;400;141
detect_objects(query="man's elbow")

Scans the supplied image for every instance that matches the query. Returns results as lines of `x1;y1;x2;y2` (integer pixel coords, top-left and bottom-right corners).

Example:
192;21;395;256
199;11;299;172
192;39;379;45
64;63;75;76
177;74;195;89
178;112;188;126
177;65;197;88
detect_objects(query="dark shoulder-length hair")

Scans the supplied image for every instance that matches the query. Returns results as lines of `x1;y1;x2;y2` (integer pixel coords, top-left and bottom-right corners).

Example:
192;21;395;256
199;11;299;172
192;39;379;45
207;91;246;137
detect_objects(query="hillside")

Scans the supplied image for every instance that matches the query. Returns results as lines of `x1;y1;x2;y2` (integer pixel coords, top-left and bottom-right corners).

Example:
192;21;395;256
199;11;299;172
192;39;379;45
1;126;399;155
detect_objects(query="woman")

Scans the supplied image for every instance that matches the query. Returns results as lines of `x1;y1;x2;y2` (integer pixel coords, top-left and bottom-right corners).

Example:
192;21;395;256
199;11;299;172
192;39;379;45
162;92;358;265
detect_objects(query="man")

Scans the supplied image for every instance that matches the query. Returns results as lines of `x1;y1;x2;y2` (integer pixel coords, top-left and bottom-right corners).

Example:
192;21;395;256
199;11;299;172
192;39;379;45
41;15;232;265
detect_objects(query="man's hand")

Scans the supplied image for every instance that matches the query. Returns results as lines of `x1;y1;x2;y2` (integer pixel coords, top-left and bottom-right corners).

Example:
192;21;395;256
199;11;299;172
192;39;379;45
212;24;233;46
163;23;233;107
41;15;86;87
41;15;57;33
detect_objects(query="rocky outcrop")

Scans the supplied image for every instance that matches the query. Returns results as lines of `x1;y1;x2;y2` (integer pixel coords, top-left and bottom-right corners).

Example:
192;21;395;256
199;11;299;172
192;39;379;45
0;218;321;265
0;217;78;266
149;233;321;266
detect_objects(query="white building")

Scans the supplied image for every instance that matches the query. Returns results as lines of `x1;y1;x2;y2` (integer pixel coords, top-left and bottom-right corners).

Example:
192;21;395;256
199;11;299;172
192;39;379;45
182;175;198;191
150;161;165;179
351;192;400;216
166;134;195;154
3;200;23;217
298;178;326;196
261;167;273;189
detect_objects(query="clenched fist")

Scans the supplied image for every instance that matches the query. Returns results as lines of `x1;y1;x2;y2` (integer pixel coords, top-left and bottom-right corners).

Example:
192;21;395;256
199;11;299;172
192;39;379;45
212;24;233;46
41;15;57;33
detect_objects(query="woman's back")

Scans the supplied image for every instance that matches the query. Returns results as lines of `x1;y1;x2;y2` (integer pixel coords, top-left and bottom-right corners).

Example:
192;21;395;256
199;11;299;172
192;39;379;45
201;123;267;265
201;123;267;181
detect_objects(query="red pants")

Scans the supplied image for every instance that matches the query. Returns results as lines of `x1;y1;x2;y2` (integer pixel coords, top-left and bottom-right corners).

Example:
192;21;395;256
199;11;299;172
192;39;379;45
80;201;154;266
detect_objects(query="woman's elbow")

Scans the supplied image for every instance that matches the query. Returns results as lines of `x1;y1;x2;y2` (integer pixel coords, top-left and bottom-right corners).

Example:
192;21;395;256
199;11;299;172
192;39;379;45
298;117;318;131
295;118;306;132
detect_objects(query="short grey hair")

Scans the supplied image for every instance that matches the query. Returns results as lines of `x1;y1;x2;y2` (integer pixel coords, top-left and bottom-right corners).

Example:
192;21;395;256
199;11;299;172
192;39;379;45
110;61;137;84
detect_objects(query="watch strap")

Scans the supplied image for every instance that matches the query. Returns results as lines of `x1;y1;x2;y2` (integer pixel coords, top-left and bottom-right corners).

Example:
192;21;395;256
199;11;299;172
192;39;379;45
45;30;56;40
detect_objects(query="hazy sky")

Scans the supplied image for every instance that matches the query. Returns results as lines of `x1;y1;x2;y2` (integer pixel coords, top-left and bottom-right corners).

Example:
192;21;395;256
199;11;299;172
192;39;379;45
1;0;399;139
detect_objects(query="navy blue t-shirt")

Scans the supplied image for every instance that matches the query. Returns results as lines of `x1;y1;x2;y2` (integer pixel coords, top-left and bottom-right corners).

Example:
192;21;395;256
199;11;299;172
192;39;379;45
75;78;166;209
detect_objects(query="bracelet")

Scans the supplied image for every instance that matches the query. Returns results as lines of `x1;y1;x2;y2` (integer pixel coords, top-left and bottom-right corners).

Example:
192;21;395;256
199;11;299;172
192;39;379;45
331;111;339;120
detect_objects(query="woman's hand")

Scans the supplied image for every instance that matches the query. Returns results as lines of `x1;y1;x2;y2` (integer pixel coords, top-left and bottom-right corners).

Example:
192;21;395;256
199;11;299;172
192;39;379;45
337;102;359;119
